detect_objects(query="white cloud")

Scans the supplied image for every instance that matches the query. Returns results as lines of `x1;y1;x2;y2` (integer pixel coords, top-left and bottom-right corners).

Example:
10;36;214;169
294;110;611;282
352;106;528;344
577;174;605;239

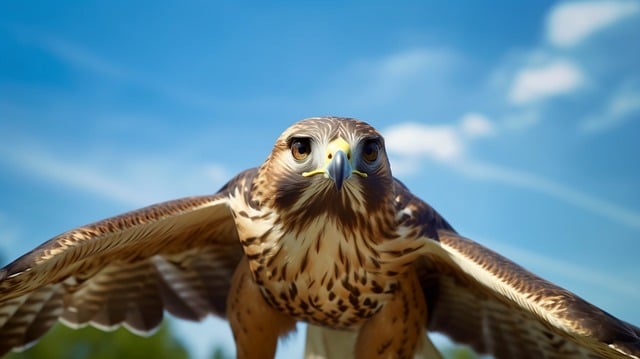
460;113;495;138
547;0;640;47
509;60;585;104
384;123;464;162
383;114;494;174
580;86;640;132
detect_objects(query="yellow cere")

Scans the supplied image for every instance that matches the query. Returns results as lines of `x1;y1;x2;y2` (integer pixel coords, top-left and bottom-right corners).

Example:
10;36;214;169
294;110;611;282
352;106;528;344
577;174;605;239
302;137;368;178
326;137;351;163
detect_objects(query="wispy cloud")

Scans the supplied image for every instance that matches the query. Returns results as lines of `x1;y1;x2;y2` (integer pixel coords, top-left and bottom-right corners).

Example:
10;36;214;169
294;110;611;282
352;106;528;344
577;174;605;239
384;121;640;230
6;23;127;79
450;159;640;229
546;0;640;48
580;84;640;132
327;47;461;107
459;112;496;138
377;48;444;77
508;59;585;105
6;24;222;112
0;141;229;207
38;33;128;79
501;109;541;130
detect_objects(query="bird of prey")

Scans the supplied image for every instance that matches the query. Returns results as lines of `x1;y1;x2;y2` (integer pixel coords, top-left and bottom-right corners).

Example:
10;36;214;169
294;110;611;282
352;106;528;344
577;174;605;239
0;117;638;359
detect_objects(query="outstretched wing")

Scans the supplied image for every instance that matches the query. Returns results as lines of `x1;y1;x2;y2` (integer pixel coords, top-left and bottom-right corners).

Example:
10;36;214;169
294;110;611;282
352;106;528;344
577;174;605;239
394;182;640;359
0;169;257;355
419;231;640;359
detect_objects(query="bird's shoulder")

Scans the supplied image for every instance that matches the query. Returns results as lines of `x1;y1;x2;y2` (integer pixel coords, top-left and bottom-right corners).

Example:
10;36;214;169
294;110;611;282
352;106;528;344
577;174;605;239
392;177;455;239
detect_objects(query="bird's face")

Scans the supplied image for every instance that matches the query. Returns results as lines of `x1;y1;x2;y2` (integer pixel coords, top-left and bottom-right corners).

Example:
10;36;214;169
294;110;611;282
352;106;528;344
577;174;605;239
256;117;395;227
299;136;369;192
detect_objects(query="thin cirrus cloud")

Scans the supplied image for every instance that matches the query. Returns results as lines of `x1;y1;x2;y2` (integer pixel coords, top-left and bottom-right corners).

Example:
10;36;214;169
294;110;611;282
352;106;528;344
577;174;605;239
580;85;640;132
7;24;127;79
7;25;223;112
384;121;640;230
328;47;460;108
546;0;640;48
449;159;640;230
0;141;230;207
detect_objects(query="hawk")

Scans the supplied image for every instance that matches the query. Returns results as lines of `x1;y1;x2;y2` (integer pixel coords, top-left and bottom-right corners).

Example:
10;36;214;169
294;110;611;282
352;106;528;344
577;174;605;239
0;117;638;359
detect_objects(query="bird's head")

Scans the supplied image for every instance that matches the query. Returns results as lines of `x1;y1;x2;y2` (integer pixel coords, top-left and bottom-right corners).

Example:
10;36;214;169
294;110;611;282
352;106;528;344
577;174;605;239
254;117;396;228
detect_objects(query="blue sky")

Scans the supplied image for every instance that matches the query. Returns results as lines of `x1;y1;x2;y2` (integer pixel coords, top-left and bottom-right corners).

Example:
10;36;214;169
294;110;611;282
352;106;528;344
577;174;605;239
1;1;639;358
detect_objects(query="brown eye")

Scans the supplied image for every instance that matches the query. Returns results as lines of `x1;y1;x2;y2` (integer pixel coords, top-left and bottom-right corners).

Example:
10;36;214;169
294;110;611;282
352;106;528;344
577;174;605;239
362;140;380;163
290;138;311;161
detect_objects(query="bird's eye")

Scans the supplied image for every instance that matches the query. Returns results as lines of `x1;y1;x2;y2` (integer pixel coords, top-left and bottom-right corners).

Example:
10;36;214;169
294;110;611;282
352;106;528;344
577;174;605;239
290;138;311;161
362;140;380;163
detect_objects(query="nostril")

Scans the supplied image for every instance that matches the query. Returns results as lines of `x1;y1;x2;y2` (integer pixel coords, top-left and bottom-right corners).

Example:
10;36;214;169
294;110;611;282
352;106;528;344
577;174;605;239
328;153;333;159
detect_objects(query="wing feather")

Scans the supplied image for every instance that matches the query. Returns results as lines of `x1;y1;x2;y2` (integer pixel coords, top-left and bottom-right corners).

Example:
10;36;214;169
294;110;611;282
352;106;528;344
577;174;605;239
420;231;640;359
0;168;256;355
393;181;640;358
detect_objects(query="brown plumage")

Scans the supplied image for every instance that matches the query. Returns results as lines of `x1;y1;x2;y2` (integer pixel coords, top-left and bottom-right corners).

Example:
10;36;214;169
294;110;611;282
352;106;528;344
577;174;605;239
0;117;639;358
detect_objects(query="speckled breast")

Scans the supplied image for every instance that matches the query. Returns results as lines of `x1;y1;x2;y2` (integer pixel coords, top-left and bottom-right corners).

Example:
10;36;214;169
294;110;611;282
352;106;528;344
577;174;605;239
245;221;400;329
260;266;400;328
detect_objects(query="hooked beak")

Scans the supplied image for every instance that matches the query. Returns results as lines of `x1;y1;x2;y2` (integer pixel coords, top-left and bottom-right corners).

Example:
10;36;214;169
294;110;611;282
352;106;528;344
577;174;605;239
327;150;350;191
302;137;367;191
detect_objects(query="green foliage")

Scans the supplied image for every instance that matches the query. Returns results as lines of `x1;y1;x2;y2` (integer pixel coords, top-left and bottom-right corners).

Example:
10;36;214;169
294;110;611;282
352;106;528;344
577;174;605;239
209;347;233;359
7;322;189;359
442;344;480;359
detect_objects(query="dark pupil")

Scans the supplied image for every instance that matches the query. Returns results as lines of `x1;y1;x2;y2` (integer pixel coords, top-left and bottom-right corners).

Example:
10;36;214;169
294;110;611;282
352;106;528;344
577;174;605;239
295;141;308;154
365;142;377;155
365;144;374;155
